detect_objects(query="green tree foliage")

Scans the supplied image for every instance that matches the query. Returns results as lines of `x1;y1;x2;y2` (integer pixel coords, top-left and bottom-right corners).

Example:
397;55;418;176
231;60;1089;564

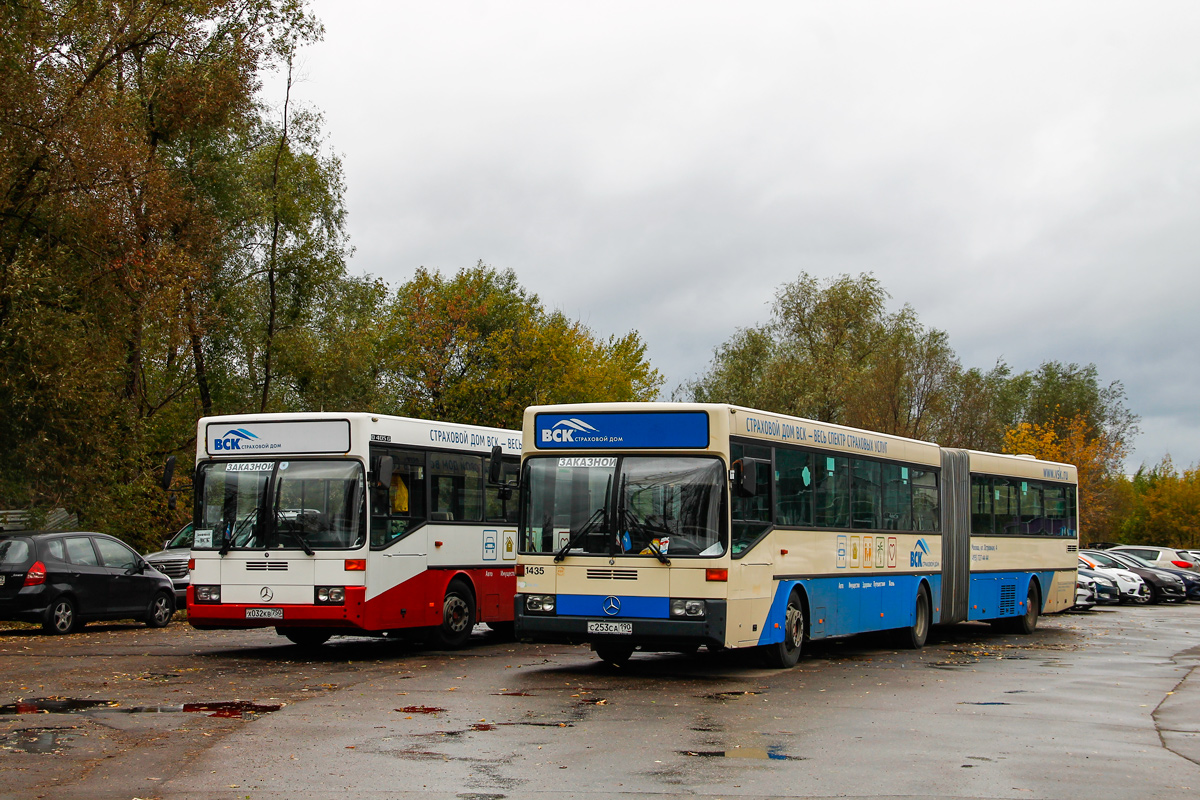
682;272;964;442
1116;457;1200;550
379;263;662;429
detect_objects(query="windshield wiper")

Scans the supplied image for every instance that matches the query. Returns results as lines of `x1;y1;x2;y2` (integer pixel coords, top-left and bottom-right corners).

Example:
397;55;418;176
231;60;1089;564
620;506;670;565
219;511;251;556
554;506;608;563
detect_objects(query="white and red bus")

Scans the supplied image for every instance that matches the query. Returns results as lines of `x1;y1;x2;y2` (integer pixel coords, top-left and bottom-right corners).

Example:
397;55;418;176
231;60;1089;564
187;413;521;647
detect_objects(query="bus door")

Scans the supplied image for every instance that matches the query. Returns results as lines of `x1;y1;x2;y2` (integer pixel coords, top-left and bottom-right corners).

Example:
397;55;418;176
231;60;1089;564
730;445;774;647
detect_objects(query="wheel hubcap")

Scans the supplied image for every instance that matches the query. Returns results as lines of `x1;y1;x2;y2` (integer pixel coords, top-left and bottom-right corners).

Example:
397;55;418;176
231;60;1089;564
445;596;469;632
785;603;802;649
54;604;71;631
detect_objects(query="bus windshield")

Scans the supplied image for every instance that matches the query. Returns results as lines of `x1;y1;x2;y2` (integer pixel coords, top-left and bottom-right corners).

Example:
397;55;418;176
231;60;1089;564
520;456;726;558
195;460;366;550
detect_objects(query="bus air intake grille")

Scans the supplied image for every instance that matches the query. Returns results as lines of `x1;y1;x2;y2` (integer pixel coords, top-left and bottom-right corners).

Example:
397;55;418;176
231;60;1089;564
246;562;289;571
586;568;638;581
999;584;1016;615
1066;545;1078;552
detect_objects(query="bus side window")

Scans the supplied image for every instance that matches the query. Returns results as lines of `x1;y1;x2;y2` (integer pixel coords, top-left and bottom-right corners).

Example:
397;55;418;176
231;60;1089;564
485;458;519;523
851;458;882;530
1020;480;1045;535
731;442;771;555
911;469;940;532
970;473;993;534
882;463;912;531
774;448;812;526
431;453;483;522
993;478;1019;534
814;455;850;529
371;448;427;548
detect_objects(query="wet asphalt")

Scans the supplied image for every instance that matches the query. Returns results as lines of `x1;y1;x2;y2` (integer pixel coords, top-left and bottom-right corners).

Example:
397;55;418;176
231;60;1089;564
1;603;1199;800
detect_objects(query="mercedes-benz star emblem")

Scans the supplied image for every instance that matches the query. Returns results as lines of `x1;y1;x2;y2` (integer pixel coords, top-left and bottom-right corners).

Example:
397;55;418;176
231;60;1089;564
260;587;274;602
602;596;620;616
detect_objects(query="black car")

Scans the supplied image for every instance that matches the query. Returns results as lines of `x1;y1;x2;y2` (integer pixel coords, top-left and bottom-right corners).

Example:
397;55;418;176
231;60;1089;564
0;532;175;634
1082;549;1189;604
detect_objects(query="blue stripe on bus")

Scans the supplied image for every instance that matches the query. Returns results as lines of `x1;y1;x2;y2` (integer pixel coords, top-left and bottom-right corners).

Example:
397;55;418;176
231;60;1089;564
556;594;670;619
759;575;939;644
758;570;1055;645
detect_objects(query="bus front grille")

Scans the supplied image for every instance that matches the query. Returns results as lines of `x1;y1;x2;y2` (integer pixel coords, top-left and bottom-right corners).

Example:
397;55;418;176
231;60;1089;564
586;568;637;581
246;562;289;571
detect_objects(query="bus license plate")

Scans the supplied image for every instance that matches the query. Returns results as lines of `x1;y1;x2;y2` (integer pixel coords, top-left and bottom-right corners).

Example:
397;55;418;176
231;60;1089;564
246;608;283;619
588;621;632;635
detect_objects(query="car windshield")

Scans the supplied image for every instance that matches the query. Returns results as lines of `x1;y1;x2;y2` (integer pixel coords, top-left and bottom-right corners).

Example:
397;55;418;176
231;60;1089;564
0;538;31;565
165;524;194;549
195;460;366;550
520;455;726;558
1107;552;1153;569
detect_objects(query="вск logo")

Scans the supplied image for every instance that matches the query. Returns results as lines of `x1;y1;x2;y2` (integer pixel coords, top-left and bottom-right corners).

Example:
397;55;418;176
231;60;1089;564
541;418;598;443
213;428;259;451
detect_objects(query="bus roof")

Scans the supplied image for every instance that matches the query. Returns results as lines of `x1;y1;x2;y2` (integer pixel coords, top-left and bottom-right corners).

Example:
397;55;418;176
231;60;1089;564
197;412;521;460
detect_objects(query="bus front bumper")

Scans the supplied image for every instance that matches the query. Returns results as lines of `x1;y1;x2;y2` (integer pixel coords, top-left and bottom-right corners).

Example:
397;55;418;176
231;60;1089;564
514;596;727;651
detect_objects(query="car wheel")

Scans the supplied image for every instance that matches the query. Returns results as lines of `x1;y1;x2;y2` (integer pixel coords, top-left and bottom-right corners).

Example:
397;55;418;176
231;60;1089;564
145;591;175;628
436;579;475;649
760;589;804;668
594;644;634;666
899;585;931;649
43;596;79;635
1145;584;1159;605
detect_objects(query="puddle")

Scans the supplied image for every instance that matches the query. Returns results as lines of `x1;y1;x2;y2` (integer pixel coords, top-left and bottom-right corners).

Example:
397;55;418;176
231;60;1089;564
702;691;762;700
0;699;118;715
680;748;803;761
958;702;1010;706
577;698;609;706
0;698;281;719
181;701;283;718
397;706;446;714
0;727;78;754
471;724;497;731
492;692;534;697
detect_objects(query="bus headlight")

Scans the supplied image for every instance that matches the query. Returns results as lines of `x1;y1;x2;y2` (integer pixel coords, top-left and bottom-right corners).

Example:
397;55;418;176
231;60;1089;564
671;599;706;618
315;586;345;605
525;594;556;614
194;585;221;603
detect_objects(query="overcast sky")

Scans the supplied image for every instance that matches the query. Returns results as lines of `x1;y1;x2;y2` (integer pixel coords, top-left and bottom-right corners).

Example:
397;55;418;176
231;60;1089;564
272;1;1200;470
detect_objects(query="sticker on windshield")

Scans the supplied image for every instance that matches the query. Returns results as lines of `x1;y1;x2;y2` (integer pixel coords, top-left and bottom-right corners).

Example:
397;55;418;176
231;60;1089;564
194;529;214;548
225;462;273;472
557;457;616;468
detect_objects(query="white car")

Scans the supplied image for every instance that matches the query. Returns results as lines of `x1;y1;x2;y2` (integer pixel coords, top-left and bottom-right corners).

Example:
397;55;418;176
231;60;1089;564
1108;545;1198;571
1078;554;1150;604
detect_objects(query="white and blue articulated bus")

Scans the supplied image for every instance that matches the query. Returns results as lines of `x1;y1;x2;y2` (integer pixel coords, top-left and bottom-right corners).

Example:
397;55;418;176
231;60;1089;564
514;403;1078;667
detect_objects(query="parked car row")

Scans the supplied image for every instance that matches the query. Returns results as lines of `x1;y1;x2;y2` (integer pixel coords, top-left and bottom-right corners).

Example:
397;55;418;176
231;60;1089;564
1072;544;1200;610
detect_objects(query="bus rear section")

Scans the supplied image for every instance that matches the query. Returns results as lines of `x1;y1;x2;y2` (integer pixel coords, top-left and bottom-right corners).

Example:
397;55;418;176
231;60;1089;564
188;413;521;647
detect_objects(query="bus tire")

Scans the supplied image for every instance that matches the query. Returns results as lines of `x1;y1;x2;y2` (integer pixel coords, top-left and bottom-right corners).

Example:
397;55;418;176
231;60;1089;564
437;579;475;649
899;585;931;649
594;644;634;666
1013;582;1040;634
761;589;804;669
281;628;332;648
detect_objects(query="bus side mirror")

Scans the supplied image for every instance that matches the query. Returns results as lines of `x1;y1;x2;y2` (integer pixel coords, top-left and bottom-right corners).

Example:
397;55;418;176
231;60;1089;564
376;455;394;489
161;456;176;491
487;445;504;485
733;458;764;497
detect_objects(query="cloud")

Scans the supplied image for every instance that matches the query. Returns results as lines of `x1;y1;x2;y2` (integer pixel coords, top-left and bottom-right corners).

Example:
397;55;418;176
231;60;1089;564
273;0;1200;468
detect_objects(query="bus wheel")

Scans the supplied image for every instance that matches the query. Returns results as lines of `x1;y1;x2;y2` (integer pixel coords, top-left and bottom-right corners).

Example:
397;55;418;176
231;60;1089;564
594;644;634;666
1013;583;1040;634
899;585;931;649
281;628;332;648
761;590;804;668
437;580;475;649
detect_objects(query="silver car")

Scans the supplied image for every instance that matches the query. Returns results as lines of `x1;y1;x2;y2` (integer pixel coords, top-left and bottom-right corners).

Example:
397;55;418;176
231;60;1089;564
1108;545;1198;571
143;523;193;605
